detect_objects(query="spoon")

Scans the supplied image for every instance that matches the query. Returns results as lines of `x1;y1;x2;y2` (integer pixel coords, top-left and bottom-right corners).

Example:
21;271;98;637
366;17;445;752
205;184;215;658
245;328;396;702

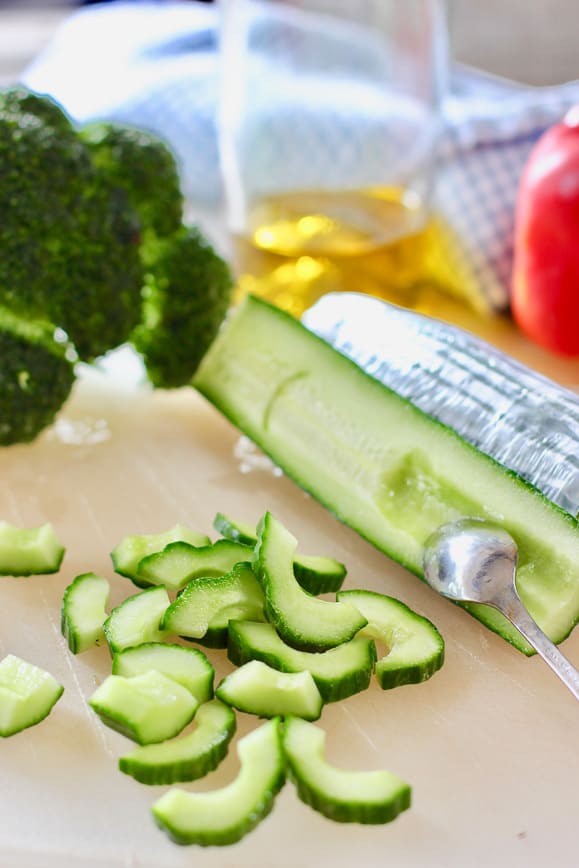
423;517;579;701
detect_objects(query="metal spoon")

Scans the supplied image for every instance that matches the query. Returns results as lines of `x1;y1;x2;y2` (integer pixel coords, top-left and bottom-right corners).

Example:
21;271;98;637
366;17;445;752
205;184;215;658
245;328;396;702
423;517;579;701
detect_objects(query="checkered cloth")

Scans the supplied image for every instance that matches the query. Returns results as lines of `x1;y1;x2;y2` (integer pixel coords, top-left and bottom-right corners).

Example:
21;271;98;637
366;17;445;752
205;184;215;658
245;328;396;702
22;1;579;310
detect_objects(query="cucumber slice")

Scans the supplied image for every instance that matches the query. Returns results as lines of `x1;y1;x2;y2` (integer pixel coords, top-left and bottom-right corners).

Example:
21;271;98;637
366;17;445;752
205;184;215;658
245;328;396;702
161;562;264;648
0;521;64;576
283;716;411;824
337;590;445;689
216;660;323;721
152;717;285;846
112;643;214;703
119;699;235;785
228;620;376;703
61;572;110;654
0;655;63;737
103;586;170;654
213;512;347;594
193;295;579;652
137;539;252;592
254;512;367;651
89;670;198;745
111;524;211;588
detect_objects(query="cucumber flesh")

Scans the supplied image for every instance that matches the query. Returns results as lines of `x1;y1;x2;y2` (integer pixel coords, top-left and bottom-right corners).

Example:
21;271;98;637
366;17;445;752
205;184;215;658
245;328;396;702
89;670;198;745
283;716;411;824
152;718;285;846
137;539;252;592
216;660;323;721
213;512;346;594
61;572;110;654
194;295;579;652
161;562;264;648
228;620;376;703
111;525;211;587
337;590;445;689
112;642;214;703
0;655;63;737
119;699;235;785
254;512;367;652
0;521;64;576
103;586;170;654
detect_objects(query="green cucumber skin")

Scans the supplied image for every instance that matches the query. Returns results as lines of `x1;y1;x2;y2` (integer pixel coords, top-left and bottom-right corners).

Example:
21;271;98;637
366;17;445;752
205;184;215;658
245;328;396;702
137;539;253;592
194;295;579;654
61;572;110;655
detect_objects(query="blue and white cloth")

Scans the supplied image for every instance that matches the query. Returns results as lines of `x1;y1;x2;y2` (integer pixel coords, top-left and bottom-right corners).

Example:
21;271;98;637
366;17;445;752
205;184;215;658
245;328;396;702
22;1;579;310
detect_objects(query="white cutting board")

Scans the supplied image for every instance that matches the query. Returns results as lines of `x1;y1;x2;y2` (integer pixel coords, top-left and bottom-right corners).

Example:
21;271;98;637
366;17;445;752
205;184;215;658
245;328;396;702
0;359;577;868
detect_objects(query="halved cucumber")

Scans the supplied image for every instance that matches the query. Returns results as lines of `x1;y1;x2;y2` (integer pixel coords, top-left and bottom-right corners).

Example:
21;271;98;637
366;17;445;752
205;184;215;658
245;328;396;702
112;642;214;703
216;660;323;721
61;572;110;654
111;524;211;588
193;294;579;652
0;521;64;576
283;716;411;824
214;512;347;594
119;699;235;785
152;718;285;846
137;539;252;592
0;655;63;737
103;586;170;654
228;620;376;703
337;590;444;689
254;512;367;651
89;670;198;745
161;562;264;648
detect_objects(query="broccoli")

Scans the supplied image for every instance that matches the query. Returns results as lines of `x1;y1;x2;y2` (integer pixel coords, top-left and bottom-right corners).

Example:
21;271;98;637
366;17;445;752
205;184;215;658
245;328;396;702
133;227;233;388
80;121;184;239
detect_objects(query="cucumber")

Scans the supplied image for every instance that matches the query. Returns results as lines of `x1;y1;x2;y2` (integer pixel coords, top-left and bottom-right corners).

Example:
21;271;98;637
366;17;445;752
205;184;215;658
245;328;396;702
254;512;367;651
111;524;211;588
161;562;264;648
89;670;198;745
0;521;64;576
103;586;170;654
112;643;214;703
137;539;252;592
282;716;411;824
337;590;445;689
61;572;110;654
216;660;323;721
0;655;63;737
228;620;376;703
213;512;347;594
193;295;579;652
152;717;285;846
119;699;235;785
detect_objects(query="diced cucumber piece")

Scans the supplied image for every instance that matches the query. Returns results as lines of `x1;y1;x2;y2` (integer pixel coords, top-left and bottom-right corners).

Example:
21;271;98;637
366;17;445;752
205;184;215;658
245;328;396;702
338;590;445;689
152;718;285;846
0;521;64;576
61;572;110;654
283;716;411;824
89;670;198;745
111;525;211;588
228;620;376;703
137;539;252;592
0;655;63;737
103;586;170;654
213;512;347;594
193;294;579;652
216;660;323;721
161;562;264;648
254;512;366;651
112;643;214;703
119;699;236;785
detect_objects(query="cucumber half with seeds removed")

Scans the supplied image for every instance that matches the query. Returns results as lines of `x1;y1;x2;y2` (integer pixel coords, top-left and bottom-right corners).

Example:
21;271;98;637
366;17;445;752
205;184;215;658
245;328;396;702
137;539;251;592
61;572;110;654
111;525;211;587
112;643;214;703
0;521;64;576
193;295;579;653
103;586;170;654
216;660;323;721
0;655;63;737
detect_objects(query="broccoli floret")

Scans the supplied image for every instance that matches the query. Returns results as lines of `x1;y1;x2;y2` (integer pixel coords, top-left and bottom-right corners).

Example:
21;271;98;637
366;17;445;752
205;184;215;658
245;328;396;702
132;227;233;388
80;122;184;238
0;306;75;446
0;86;74;134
